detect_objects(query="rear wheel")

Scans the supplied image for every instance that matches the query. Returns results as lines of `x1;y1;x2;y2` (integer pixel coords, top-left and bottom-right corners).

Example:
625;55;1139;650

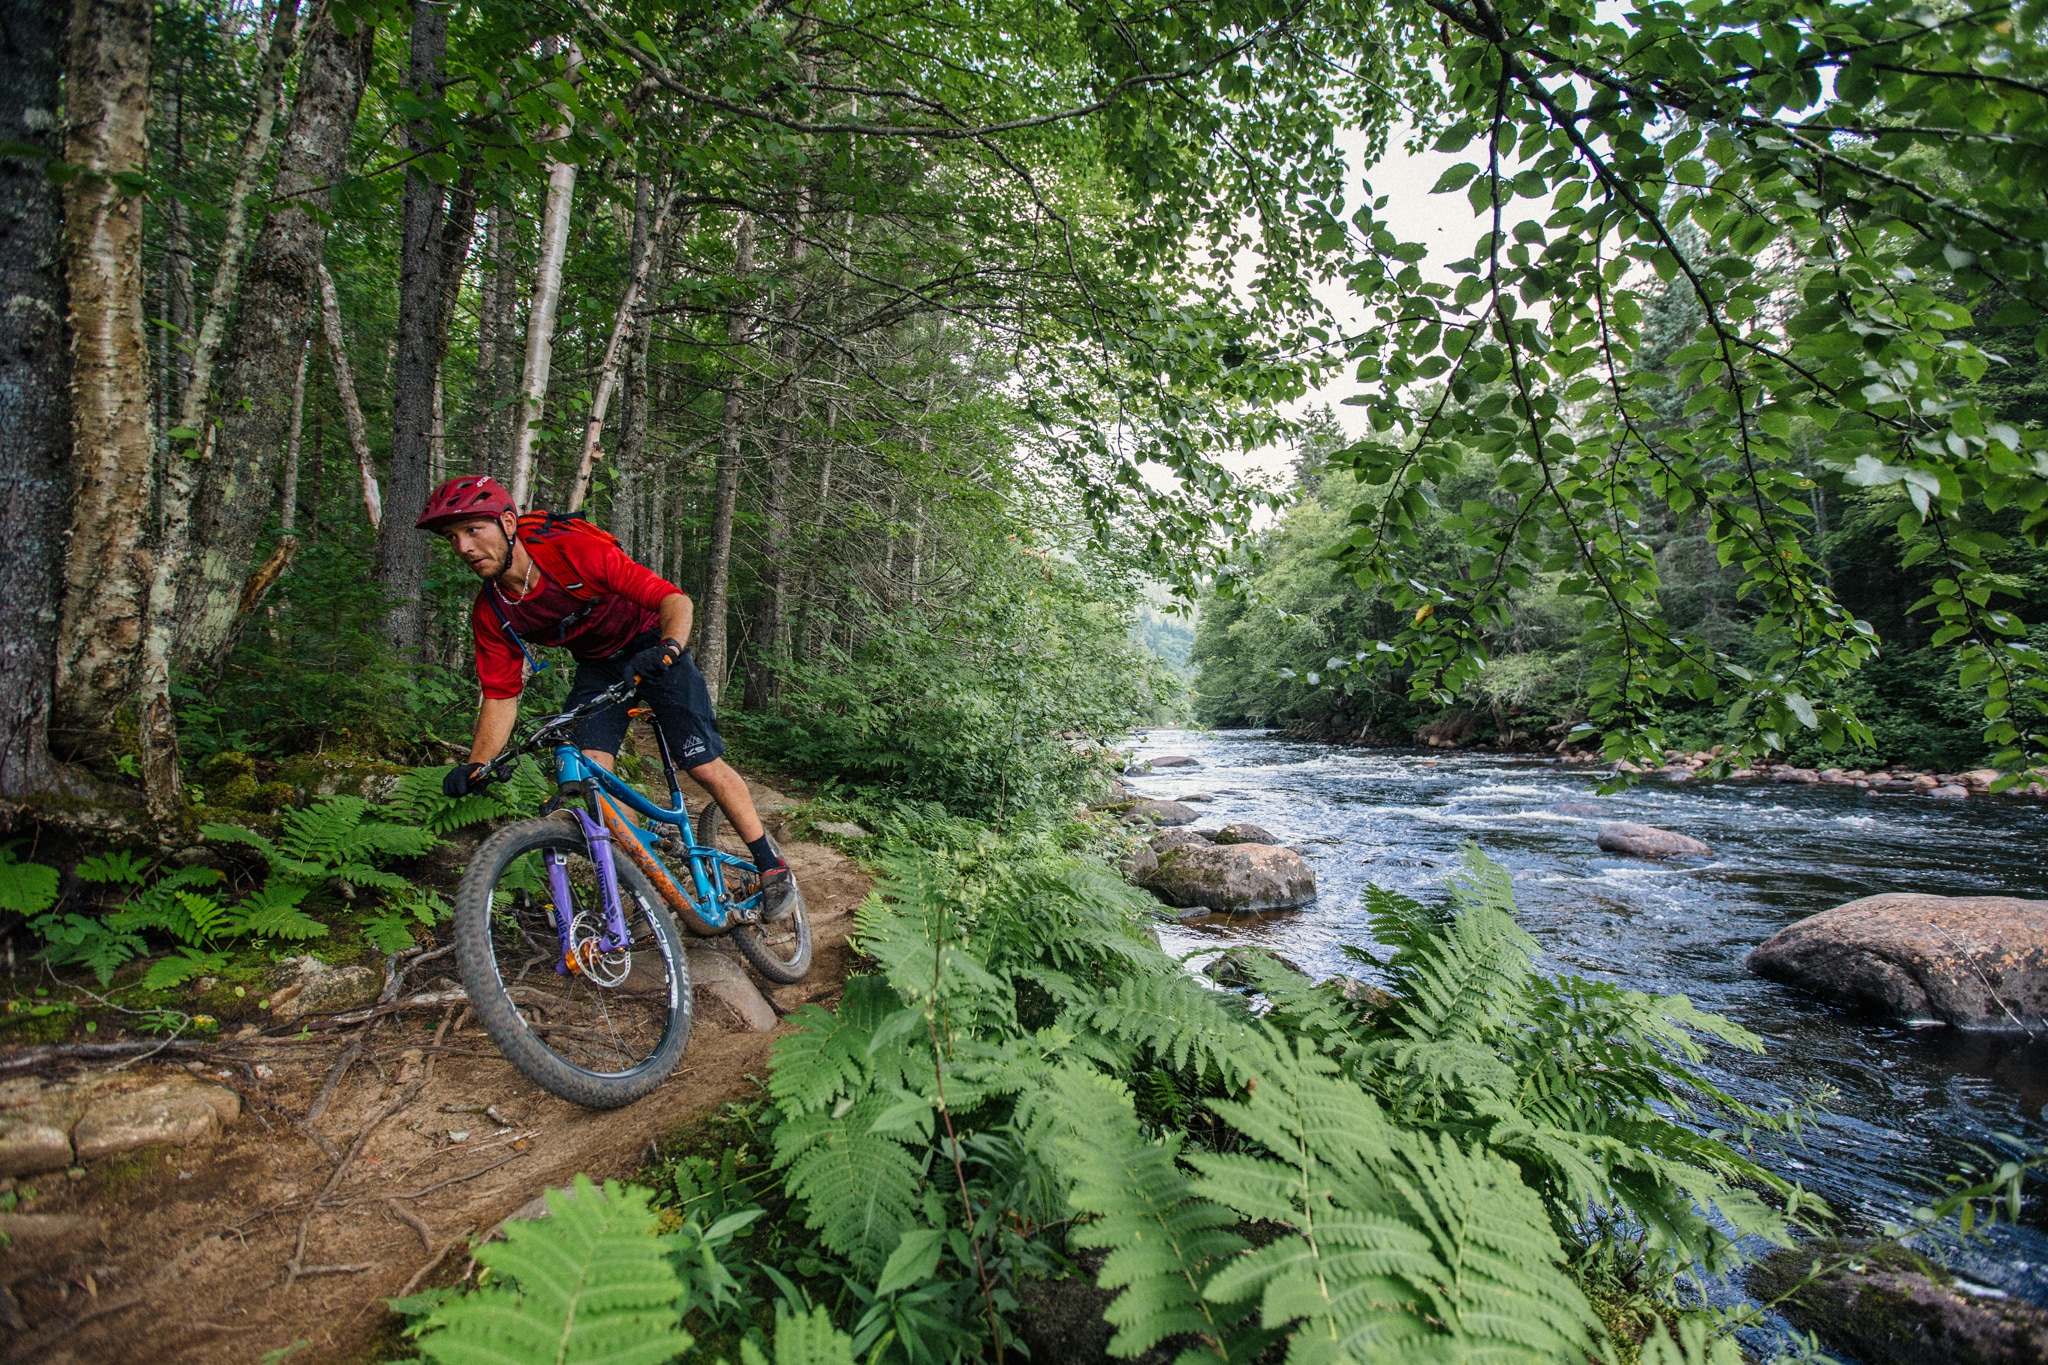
695;802;812;984
454;817;692;1108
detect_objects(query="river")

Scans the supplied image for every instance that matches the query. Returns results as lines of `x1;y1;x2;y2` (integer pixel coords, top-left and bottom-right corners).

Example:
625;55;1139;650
1123;727;2048;1319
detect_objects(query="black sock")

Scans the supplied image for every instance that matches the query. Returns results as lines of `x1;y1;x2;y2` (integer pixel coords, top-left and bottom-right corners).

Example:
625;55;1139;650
747;834;784;871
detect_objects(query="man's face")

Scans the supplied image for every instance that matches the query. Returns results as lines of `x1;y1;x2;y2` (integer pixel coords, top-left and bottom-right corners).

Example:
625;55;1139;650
444;511;517;580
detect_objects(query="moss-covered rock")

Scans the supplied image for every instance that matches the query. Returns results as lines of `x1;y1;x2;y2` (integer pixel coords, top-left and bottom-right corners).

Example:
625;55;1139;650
272;754;410;802
1749;1239;2048;1365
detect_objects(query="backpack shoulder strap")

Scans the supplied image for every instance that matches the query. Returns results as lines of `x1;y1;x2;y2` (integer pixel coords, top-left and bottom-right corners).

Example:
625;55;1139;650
479;588;550;673
517;508;616;601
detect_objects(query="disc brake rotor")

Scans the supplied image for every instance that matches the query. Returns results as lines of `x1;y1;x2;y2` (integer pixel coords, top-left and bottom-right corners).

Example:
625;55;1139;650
563;911;632;987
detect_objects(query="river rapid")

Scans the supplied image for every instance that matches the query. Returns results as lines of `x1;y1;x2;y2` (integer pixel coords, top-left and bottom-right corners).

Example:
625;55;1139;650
1123;727;2048;1312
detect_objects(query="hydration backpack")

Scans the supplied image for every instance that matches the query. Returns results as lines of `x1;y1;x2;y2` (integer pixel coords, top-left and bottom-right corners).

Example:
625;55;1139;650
481;509;621;672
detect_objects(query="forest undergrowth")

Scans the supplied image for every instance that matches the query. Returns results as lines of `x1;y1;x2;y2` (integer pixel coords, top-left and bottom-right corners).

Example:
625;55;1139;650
382;822;1983;1365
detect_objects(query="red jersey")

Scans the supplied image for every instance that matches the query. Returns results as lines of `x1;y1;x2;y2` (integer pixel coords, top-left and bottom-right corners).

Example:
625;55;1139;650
471;536;679;699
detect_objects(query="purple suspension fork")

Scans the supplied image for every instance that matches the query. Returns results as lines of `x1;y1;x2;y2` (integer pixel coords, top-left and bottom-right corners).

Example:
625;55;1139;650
545;807;633;975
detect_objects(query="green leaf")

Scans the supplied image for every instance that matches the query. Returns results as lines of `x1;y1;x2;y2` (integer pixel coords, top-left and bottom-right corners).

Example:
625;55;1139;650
0;844;59;915
872;1226;946;1297
415;1175;690;1365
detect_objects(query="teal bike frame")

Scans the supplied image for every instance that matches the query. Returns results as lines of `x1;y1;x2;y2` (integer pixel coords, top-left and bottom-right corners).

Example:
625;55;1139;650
482;679;763;956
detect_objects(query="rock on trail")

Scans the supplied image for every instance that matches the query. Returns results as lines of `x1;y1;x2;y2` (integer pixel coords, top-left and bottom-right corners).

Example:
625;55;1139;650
1595;822;1712;858
1747;893;2048;1030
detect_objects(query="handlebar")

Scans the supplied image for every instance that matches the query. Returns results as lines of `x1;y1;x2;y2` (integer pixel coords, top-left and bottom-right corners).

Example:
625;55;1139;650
474;679;639;789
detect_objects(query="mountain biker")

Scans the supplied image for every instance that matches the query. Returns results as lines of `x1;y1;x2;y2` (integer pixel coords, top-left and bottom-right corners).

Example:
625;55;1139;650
416;474;793;917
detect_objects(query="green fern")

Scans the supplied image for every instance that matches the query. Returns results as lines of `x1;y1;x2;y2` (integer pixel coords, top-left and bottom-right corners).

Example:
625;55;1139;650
740;1304;857;1365
142;947;232;991
387;760;552;834
1040;1062;1265;1364
1065;969;1256;1085
1193;1032;1602;1365
773;1089;931;1276
73;849;150;887
228;882;329;942
414;1175;691;1365
0;842;59;915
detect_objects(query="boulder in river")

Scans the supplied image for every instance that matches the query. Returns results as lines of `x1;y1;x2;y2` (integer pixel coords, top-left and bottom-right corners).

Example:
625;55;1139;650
1203;946;1305;990
1747;893;2048;1030
1150;826;1212;855
1123;799;1198;827
1928;784;1970;800
1141;843;1316;912
1149;754;1200;768
1595;822;1712;858
1211;822;1280;845
1748;1239;2048;1365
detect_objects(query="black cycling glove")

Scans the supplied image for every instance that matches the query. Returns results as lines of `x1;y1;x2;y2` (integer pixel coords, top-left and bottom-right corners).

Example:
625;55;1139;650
628;637;685;685
444;762;488;798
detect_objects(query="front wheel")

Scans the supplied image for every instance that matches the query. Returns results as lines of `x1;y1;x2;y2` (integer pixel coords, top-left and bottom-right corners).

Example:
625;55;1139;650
454;817;692;1108
695;802;812;984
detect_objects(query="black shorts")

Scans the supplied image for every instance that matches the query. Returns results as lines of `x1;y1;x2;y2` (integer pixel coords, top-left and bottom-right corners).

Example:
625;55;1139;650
564;632;725;770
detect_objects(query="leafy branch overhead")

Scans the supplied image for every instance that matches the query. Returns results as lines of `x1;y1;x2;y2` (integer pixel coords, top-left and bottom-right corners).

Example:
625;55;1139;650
1320;0;2048;776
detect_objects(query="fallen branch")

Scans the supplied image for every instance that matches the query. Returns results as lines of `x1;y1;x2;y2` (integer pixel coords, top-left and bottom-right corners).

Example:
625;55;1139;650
305;989;470;1031
0;1040;211;1074
284;1073;428;1289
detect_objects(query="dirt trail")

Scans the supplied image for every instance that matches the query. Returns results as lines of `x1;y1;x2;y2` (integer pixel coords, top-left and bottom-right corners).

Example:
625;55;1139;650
2;835;867;1365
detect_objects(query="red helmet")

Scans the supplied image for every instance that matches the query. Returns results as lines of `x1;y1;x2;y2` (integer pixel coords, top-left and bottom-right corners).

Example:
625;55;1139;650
417;475;517;532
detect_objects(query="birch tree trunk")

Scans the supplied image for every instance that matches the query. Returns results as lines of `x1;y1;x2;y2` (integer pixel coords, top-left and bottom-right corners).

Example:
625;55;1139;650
610;175;653;554
378;0;453;653
177;6;374;671
482;205;521;479
507;44;581;508
744;205;808;712
52;0;154;760
317;263;381;527
0;0;73;794
467;205;499;474
566;176;674;511
695;212;755;704
281;339;310;537
136;0;303;816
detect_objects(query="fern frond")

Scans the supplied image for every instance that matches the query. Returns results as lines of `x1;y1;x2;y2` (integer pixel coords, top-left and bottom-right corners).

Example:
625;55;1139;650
774;1090;929;1276
72;849;150;887
414;1174;690;1365
1065;970;1254;1084
142;947;231;990
1375;853;1536;1047
741;1304;858;1365
1040;1062;1262;1364
0;844;60;915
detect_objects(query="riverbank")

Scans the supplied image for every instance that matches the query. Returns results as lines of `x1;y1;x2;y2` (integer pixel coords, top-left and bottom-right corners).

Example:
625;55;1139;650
1120;729;2048;1325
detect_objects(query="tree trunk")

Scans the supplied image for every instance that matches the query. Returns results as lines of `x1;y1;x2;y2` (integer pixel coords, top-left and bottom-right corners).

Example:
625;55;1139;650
0;0;73;794
468;205;499;475
508;44;581;507
176;6;374;672
696;212;755;705
611;175;653;554
429;174;477;485
567;175;673;511
52;0;154;763
744;200;809;711
280;338;310;536
378;0;452;653
136;0;303;816
483;204;520;479
317;263;381;527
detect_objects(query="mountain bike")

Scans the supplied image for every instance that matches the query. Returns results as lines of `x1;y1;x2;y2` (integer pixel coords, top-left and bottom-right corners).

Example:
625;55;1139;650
450;678;812;1108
